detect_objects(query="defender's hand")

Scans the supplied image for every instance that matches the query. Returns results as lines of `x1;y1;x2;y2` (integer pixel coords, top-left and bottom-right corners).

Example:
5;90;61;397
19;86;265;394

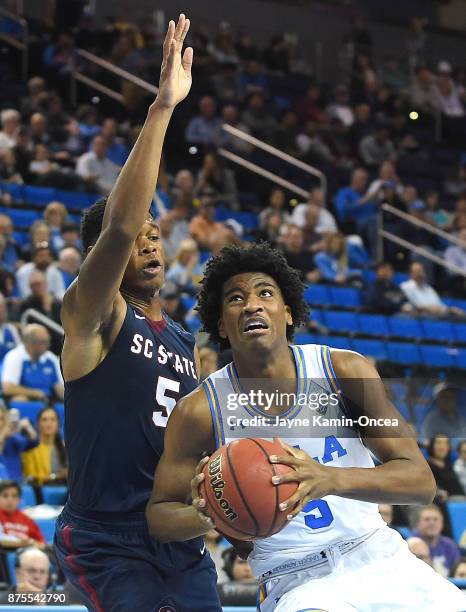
190;456;215;531
269;438;337;520
154;14;193;110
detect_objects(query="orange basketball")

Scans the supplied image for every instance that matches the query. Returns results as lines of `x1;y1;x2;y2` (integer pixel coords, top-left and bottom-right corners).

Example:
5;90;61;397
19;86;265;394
199;438;298;541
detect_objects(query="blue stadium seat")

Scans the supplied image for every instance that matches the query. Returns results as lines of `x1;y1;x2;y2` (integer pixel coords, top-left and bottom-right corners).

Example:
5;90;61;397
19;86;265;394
34;518;56;545
304;285;330;306
358;314;389;336
328;287;362;308
388;317;422;339
419;345;456;368
395;526;411;540
420;319;454;342
55;189;95;210
294;333;316;345
53;402;64;425
6;552;16;585
393;401;410;421
387;343;421;365
12;230;29;246
456;349;466;370
309;309;324;325
1;183;24;201
323;311;358;334
199;250;211;264
6;209;41;228
319;335;352;350
447;501;466;543
19;484;37;509
414;404;434;430
181;295;196;312
352;339;388;361
393;272;409;285
444;298;466;312
42;485;68;506
10;400;45;424
23;185;56;205
452;324;466;344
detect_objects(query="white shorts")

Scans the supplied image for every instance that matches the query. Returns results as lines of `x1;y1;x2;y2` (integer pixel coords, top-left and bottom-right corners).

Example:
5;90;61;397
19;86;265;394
259;528;466;612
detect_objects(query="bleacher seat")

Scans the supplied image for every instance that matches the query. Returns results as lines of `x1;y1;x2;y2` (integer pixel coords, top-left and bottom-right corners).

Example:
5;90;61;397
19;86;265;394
395;526;411;539
319;335;352;350
4;209;41;228
394;401;410;420
53;402;64;425
414;404;434;430
323;311;358;334
34;518;56;544
328;286;362;308
42;485;67;506
388;317;422;339
304;285;329;306
447;501;466;544
294;333;316;345
55;189;96;210
24;186;56;205
387;343;421;365
309;309;324;325
420;345;456;368
10;400;45;424
452;323;466;344
19;484;36;509
1;183;24;201
358;314;389;336
181;295;196;312
420;319;454;342
352;339;388;361
456;349;466;370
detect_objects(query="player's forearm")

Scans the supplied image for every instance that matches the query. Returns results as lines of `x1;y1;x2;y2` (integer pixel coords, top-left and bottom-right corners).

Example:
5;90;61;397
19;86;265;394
330;459;436;505
146;501;212;543
102;102;173;237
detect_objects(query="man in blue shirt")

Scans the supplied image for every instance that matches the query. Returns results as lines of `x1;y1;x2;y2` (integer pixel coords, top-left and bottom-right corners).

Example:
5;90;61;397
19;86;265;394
1;324;63;402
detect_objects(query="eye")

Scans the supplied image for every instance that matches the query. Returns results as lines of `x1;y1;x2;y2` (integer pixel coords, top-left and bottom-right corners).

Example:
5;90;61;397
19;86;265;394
260;289;273;297
149;235;159;241
228;294;243;303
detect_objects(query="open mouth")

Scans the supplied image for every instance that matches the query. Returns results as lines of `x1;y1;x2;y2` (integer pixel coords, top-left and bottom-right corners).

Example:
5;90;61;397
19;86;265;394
242;317;269;336
143;259;162;276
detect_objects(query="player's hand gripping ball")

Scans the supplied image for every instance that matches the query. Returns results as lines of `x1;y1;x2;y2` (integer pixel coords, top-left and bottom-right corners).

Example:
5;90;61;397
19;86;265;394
199;438;298;540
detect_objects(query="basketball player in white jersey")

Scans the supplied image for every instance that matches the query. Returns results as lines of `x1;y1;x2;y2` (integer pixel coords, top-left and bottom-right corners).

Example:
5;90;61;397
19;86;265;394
147;243;466;611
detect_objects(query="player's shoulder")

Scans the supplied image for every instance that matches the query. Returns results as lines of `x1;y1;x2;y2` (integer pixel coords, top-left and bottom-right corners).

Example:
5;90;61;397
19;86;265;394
329;348;378;379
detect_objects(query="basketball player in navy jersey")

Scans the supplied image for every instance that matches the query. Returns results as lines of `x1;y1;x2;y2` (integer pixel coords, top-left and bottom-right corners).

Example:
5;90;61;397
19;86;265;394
53;15;221;612
147;243;466;611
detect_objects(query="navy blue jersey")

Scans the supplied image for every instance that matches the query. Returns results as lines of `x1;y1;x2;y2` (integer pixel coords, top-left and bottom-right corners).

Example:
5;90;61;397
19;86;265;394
64;303;198;518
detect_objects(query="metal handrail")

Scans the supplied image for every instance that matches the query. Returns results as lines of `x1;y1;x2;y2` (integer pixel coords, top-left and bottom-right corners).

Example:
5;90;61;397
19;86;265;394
0;5;28;79
220;123;327;197
382;203;466;249
20;309;64;337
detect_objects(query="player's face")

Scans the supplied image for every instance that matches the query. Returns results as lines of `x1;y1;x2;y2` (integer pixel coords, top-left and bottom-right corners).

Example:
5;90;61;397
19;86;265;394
218;272;292;352
122;220;165;298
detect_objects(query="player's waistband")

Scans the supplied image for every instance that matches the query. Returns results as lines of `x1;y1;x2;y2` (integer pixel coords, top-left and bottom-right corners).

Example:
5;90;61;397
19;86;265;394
258;529;379;584
63;498;147;531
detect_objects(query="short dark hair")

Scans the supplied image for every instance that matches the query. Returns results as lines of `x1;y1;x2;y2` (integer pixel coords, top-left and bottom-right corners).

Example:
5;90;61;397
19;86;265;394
197;242;308;348
81;197;108;251
0;480;21;496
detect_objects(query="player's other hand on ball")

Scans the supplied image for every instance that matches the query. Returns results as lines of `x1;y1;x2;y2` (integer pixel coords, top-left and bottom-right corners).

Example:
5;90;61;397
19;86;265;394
190;456;215;532
269;437;336;521
153;14;193;111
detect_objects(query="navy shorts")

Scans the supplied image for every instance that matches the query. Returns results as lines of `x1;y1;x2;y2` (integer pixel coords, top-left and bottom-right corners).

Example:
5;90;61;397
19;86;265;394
54;506;221;612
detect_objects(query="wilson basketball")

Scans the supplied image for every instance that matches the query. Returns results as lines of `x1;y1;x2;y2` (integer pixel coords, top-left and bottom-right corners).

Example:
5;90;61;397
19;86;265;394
200;438;298;541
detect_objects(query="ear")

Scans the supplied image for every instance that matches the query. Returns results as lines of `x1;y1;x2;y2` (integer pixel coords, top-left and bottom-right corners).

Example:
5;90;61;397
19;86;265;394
218;317;227;339
285;305;293;327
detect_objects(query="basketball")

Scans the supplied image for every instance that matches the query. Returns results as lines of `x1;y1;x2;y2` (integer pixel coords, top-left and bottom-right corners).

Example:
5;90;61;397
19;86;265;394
200;438;298;541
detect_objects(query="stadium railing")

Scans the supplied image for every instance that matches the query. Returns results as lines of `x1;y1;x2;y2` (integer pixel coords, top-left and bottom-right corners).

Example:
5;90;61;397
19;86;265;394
0;5;28;79
20;309;64;338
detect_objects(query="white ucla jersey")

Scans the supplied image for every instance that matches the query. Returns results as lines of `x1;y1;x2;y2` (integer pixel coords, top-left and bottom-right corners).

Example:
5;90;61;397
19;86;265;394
202;343;386;577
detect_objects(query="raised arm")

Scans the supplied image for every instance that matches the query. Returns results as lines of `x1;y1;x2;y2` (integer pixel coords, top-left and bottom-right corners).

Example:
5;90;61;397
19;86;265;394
63;15;193;332
271;350;436;519
146;387;216;543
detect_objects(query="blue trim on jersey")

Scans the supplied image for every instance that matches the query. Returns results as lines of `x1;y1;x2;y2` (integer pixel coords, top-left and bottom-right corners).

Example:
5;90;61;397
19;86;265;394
203;380;219;449
320;345;350;419
210;377;225;445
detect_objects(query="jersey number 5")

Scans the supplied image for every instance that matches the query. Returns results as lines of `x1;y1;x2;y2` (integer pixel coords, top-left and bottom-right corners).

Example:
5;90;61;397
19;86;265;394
152;376;180;428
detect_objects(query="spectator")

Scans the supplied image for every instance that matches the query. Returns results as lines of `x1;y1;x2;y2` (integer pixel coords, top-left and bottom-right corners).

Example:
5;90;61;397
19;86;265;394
406;537;433;566
378;503;393;526
239;60;268;96
0;149;23;184
20;76;47;118
194;153;238;209
0;292;20;361
359;124;396;168
275;112;300;157
0;481;44;547
410;67;439;115
258;188;289;233
59;223;82;253
291;187;338;234
406;17;428;74
159;283;186;327
426;434;465;499
0;214;22;273
43;202;68;253
444;228;466;274
165;239;202;295
76;135;120;195
421;383;466;445
263;34;290;74
451;559;466;579
294;84;325;125
400;262;464;317
364;263;410;314
412;504;461;577
1;324;64;402
326;85;354;127
314;233;365;285
198;347;219;381
19;271;63;345
100;118;129;165
22;406;67;485
295;121;335;165
159;204;191;265
0;109;20;152
29;113;50;147
241;92;277;142
222;547;256;583
171;169;195;209
13;128;33;182
435;70;464;119
280;225;318;282
189;195;237;250
0;404;38;481
43;32;77;75
16;243;63;300
185;96;222;146
29;144;58;183
21;221;52;262
301;205;327;253
204;529;228;583
425;190;451;229
56;247;81;293
0;547;50;599
213;105;253;156
453;441;466;495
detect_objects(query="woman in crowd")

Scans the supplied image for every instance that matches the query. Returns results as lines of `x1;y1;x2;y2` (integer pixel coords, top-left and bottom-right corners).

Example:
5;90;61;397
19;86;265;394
314;232;368;285
22;407;67;485
0;404;38;481
165;239;203;295
427;434;464;499
43;201;68;252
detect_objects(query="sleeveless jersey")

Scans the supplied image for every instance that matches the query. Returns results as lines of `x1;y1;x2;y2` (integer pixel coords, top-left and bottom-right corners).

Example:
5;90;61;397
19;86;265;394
64;303;198;518
202;343;385;576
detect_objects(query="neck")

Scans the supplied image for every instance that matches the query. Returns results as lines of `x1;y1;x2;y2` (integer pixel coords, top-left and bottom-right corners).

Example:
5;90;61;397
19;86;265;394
232;341;295;379
41;433;55;444
121;289;163;320
424;534;439;546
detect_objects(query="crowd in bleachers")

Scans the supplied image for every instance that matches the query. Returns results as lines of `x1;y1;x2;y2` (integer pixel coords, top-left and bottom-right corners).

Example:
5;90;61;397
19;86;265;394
0;3;465;602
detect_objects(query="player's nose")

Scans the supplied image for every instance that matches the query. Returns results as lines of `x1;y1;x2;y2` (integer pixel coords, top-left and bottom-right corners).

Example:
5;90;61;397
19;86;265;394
243;294;263;312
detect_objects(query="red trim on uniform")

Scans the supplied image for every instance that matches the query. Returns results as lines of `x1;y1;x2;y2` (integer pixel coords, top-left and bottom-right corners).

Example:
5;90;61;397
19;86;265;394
62;525;104;612
145;317;168;333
